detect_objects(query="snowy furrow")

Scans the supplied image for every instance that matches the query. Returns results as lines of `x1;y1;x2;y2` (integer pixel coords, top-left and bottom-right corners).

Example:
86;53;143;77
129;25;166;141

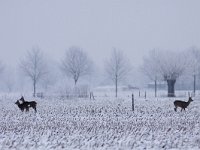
0;96;200;149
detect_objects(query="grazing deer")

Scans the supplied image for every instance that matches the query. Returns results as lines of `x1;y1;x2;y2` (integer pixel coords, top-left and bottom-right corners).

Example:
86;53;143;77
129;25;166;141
174;97;193;112
15;96;37;112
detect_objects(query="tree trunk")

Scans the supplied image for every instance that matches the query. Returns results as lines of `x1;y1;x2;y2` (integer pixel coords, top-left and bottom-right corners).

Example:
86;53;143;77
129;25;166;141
74;77;78;85
115;77;118;97
74;75;78;86
194;74;196;96
33;80;36;97
75;80;77;85
167;79;176;97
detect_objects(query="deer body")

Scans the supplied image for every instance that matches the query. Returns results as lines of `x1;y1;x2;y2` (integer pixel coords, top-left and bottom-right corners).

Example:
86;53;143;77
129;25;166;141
15;100;29;112
174;97;193;112
15;96;37;112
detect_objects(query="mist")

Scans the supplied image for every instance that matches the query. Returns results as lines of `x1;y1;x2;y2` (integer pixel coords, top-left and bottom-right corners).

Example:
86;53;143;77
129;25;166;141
1;1;200;149
0;0;200;93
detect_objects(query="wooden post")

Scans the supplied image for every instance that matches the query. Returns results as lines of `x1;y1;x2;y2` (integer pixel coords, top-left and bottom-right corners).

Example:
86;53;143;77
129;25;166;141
132;94;134;111
139;91;140;97
90;92;95;100
155;80;157;97
92;92;95;100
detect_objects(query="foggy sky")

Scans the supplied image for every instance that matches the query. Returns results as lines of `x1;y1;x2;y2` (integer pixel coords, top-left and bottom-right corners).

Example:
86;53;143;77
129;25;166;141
1;0;200;68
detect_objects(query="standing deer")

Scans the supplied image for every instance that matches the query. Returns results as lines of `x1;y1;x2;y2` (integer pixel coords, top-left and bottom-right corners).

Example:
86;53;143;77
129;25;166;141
174;97;193;112
15;96;37;112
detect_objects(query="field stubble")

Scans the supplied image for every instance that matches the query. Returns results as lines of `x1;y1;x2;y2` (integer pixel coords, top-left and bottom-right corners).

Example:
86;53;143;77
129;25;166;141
0;95;200;149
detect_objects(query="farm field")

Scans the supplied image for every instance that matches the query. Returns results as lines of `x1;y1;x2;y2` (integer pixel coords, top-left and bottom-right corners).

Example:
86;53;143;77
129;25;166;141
0;92;200;150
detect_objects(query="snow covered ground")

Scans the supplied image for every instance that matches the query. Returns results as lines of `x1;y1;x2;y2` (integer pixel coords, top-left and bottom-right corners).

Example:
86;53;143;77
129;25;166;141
0;91;200;150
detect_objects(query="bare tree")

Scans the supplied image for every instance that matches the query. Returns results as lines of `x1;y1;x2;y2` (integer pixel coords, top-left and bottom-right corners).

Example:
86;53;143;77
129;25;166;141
105;48;131;97
141;49;161;97
157;50;188;97
61;46;93;85
20;47;47;97
142;49;188;97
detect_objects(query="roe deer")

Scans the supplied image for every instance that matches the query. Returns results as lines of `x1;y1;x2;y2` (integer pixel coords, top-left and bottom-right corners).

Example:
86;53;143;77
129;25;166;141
15;96;37;112
15;100;29;112
174;97;193;112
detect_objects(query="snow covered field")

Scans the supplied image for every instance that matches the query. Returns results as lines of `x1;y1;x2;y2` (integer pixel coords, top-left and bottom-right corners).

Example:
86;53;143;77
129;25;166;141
0;92;200;150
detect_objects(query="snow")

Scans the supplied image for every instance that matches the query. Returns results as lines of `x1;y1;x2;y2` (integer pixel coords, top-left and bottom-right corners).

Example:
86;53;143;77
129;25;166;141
0;92;200;149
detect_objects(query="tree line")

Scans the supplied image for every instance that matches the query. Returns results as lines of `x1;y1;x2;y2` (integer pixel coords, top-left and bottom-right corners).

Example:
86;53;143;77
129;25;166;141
0;46;200;98
141;47;200;97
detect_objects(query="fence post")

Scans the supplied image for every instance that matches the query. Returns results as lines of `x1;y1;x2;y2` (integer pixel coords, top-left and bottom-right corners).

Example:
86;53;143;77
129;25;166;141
139;91;140;97
92;92;95;100
132;93;134;111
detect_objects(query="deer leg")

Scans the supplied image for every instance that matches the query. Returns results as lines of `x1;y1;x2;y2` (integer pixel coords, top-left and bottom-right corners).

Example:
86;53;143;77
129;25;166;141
33;106;37;112
174;106;177;112
174;107;177;112
26;107;29;112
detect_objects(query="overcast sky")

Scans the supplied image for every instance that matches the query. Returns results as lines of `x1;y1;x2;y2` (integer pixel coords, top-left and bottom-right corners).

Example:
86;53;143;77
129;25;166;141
1;0;200;68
